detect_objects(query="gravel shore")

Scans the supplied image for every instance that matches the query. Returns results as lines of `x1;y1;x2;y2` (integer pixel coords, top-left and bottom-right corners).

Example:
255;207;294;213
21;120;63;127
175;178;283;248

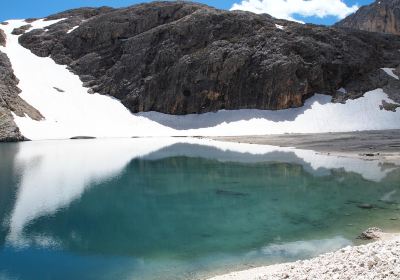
210;129;400;164
208;234;400;280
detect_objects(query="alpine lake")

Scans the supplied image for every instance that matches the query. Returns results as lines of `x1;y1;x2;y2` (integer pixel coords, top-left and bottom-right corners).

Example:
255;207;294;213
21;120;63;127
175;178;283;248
0;138;399;280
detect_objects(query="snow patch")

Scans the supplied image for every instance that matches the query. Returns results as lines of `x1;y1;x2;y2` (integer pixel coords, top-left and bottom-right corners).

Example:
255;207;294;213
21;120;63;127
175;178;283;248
381;68;399;80
275;24;285;30
67;25;79;34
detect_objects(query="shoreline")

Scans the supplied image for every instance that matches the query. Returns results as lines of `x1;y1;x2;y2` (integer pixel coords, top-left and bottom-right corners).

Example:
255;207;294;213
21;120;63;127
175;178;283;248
209;129;400;164
208;232;400;280
206;130;400;279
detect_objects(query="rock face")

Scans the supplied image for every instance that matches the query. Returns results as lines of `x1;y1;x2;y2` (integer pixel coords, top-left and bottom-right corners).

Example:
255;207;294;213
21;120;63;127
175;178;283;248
18;2;400;115
0;30;42;141
336;0;400;35
0;29;5;47
11;24;32;35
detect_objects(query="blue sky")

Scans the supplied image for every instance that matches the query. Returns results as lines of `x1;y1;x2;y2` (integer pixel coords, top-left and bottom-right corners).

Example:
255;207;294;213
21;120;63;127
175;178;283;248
0;0;374;25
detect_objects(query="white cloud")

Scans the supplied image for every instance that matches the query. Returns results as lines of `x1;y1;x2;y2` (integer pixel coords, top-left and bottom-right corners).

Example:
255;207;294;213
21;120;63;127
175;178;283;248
230;0;359;22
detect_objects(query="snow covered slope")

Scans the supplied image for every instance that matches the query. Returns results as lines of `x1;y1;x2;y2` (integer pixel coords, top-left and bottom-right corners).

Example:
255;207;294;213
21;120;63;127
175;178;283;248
0;19;399;140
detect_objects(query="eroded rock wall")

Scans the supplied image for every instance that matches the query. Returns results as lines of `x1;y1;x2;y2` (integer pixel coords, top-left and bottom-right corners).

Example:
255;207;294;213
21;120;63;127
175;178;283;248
18;2;400;115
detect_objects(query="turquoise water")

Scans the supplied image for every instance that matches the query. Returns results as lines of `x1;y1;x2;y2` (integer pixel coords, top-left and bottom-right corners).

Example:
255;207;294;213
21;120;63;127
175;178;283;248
0;138;399;280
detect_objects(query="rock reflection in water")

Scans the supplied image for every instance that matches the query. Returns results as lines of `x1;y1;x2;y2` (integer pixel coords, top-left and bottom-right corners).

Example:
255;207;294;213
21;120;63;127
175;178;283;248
0;138;399;280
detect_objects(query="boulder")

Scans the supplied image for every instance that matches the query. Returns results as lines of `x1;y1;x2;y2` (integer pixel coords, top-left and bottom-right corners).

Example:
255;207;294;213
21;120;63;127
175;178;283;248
358;227;383;240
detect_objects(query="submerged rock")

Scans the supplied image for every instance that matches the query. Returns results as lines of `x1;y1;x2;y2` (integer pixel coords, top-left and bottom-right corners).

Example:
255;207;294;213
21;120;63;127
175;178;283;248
215;189;248;197
18;2;400;115
357;203;374;209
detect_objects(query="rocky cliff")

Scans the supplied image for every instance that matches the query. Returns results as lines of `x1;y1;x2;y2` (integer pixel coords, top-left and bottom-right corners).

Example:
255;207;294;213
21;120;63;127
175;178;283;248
336;0;400;35
0;30;42;141
17;2;400;115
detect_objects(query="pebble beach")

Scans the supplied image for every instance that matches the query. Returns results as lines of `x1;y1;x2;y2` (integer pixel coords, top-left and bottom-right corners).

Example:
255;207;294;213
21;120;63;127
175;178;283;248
209;233;400;280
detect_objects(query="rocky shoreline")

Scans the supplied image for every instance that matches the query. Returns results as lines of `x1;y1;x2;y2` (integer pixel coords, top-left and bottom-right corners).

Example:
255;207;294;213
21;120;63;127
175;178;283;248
208;232;400;280
206;130;400;280
210;129;400;164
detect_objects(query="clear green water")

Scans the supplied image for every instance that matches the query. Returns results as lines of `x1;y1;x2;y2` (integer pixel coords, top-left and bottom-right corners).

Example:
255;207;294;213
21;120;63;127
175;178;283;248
0;138;399;280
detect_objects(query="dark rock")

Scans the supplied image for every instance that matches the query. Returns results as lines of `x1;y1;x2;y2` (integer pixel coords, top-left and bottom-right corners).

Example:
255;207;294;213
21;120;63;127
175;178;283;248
336;0;400;35
70;136;97;139
0;29;5;47
216;189;248;196
25;18;38;23
380;100;400;112
0;50;43;141
0;22;9;25
11;24;32;35
17;2;400;115
344;68;400;104
358;227;383;240
53;86;65;92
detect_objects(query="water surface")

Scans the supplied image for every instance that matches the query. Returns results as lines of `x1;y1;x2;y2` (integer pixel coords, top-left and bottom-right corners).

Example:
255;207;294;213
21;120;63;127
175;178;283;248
0;138;399;280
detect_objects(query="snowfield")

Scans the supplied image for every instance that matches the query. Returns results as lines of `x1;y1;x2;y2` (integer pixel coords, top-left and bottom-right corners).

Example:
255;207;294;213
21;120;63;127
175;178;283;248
1;19;400;140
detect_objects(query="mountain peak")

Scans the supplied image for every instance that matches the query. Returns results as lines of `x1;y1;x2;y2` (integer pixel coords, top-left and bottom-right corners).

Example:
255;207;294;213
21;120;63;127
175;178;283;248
336;0;400;35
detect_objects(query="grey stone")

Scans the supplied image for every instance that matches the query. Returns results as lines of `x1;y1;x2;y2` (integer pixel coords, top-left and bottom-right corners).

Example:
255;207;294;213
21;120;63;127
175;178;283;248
358;227;383;240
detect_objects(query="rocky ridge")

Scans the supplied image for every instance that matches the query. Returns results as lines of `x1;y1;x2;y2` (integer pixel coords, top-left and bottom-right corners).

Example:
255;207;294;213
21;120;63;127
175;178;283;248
0;29;42;141
11;24;32;36
336;0;400;35
17;2;400;115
